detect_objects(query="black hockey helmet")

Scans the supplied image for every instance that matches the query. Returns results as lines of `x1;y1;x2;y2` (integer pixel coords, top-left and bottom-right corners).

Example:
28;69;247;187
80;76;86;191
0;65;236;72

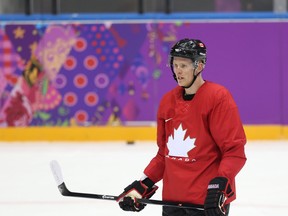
170;38;207;81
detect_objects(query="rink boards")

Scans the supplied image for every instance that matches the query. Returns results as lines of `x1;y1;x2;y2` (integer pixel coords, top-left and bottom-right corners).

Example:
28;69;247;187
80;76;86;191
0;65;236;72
0;125;287;141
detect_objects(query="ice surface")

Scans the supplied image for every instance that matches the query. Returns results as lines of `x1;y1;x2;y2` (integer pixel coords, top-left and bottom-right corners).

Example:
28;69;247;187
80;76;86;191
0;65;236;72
0;140;287;216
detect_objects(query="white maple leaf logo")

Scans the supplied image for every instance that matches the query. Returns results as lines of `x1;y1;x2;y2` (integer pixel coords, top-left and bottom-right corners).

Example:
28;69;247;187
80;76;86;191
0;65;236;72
167;124;196;157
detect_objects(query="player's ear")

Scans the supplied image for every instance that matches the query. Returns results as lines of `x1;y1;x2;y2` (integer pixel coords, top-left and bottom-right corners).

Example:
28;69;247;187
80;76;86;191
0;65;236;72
196;61;204;71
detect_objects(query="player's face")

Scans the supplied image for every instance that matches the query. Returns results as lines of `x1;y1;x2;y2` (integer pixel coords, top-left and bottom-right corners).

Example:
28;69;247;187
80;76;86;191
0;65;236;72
172;57;194;86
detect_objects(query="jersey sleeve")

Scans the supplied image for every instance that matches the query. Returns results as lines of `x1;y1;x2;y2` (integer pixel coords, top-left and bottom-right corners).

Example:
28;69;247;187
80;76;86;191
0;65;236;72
209;88;247;182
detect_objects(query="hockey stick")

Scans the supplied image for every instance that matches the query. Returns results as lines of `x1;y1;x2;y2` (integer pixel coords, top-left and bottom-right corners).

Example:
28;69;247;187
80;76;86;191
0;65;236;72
50;160;204;210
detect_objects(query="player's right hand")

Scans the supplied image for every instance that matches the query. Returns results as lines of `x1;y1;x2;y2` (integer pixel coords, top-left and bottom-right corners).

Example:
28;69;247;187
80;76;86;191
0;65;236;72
117;179;158;212
204;177;233;216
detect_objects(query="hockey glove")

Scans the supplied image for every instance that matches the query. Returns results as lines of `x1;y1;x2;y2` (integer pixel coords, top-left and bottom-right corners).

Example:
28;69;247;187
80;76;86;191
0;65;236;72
117;178;158;212
204;177;234;216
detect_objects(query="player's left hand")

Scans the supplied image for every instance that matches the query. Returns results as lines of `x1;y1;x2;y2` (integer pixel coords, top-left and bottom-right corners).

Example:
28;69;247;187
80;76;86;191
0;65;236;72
117;180;158;212
204;177;233;216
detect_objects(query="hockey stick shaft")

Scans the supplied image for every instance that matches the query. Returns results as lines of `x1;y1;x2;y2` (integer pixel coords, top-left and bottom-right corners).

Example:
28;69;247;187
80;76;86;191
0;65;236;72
50;160;204;210
58;182;204;210
58;182;118;200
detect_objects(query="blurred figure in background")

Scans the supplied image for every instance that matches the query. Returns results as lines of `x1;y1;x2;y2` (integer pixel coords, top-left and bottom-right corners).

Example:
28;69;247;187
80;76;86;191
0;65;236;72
214;0;241;11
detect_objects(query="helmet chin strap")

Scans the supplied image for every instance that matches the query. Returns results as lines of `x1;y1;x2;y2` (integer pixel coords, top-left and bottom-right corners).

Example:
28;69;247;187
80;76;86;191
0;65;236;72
182;67;202;89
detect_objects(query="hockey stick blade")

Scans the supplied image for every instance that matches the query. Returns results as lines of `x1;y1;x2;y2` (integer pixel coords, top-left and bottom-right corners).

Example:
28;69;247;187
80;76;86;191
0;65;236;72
50;160;64;186
49;160;204;210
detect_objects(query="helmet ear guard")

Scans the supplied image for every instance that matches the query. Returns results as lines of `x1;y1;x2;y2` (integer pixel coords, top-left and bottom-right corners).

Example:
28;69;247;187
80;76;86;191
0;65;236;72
193;60;206;70
193;60;199;68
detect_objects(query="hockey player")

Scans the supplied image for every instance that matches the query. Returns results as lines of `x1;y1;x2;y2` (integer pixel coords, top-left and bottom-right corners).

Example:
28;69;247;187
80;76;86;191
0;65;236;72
117;38;247;216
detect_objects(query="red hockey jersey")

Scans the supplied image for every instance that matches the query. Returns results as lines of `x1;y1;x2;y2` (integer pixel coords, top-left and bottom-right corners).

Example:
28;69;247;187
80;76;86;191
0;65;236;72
144;81;246;205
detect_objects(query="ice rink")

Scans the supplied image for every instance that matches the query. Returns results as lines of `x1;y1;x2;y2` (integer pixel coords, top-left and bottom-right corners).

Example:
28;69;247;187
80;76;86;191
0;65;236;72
0;140;287;216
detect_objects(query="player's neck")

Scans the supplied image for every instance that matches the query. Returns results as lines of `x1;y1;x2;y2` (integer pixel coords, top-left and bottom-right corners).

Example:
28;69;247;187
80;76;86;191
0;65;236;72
184;78;205;95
